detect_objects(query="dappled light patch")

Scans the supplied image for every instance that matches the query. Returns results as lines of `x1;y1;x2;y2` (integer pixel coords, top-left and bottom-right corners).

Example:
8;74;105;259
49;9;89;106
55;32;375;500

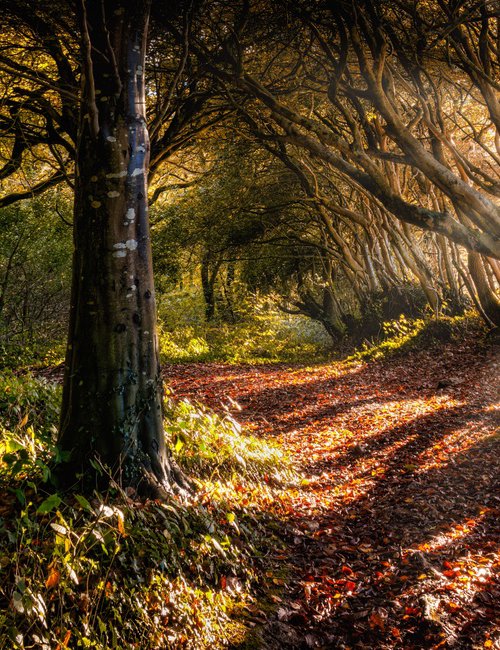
157;292;332;365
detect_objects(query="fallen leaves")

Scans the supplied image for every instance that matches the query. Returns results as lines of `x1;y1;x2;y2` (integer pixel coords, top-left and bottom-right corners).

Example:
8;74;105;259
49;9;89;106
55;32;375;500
165;335;500;648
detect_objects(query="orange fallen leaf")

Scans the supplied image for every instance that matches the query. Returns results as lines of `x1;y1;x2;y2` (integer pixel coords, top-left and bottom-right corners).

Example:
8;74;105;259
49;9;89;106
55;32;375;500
117;515;126;536
369;610;386;631
45;567;60;590
445;601;462;611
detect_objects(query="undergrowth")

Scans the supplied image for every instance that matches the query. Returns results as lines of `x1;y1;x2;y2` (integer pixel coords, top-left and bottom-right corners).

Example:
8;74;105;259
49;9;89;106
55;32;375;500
346;312;486;363
0;374;293;649
0;341;66;372
157;290;331;364
156;290;488;366
165;395;290;483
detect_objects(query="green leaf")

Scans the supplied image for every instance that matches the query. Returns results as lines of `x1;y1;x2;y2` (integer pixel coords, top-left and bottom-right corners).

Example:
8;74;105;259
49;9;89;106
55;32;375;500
36;494;61;514
74;494;93;511
97;616;106;634
14;489;26;505
6;439;24;453
89;458;103;475
54;446;71;463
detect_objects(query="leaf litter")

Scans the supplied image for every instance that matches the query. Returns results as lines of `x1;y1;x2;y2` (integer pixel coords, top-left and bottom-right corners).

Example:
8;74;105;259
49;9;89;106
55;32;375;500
165;333;499;649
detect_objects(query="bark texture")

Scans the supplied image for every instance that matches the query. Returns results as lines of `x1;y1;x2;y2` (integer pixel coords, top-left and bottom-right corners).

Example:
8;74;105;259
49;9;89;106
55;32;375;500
58;0;181;495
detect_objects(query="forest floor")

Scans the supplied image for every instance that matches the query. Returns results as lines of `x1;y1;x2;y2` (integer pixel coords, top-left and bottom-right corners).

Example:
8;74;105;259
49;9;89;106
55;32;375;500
164;335;499;649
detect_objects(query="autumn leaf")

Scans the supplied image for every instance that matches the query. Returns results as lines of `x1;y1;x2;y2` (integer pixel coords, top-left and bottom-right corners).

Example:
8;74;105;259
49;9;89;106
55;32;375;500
18;413;29;428
369;610;386;631
55;630;71;650
45;566;60;590
116;511;126;536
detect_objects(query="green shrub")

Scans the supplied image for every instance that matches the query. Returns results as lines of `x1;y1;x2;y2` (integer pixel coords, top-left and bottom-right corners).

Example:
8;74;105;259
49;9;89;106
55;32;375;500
0;372;61;483
0;373;292;650
0;487;253;649
0;372;60;435
0;197;72;359
165;396;292;483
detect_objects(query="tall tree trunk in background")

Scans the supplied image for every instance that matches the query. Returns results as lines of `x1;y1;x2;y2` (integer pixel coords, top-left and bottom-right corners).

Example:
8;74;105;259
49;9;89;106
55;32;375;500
468;252;500;327
58;0;184;495
201;251;220;321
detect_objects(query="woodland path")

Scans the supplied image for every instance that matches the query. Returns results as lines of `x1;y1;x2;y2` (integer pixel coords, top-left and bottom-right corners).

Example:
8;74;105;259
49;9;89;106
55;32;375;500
164;338;499;649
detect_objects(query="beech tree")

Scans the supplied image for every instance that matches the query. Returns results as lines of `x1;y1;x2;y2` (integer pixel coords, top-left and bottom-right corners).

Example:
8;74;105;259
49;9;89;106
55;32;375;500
57;0;180;494
0;0;209;494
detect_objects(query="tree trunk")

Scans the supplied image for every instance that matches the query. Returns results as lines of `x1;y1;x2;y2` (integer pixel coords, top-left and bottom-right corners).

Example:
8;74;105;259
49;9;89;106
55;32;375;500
201;251;218;321
487;258;500;286
468;252;500;327
58;0;184;496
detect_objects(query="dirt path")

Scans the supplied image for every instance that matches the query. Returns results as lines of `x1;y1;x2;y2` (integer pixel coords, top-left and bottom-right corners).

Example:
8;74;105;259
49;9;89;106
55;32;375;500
164;338;499;649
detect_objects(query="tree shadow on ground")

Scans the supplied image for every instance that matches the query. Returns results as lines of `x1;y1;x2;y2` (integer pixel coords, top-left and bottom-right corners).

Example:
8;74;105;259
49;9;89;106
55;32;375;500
165;340;498;649
256;415;499;649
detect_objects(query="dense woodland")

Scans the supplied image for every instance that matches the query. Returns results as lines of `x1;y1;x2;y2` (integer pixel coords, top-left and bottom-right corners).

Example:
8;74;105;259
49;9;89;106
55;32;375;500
0;1;498;648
